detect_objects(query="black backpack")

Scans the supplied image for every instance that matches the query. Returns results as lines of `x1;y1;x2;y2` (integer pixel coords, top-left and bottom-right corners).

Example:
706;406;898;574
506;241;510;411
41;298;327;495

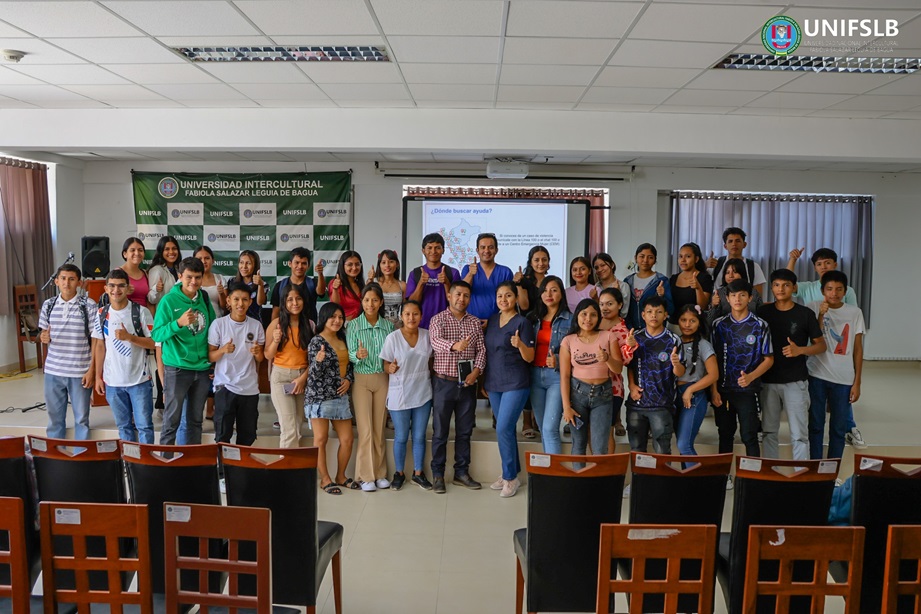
98;301;145;338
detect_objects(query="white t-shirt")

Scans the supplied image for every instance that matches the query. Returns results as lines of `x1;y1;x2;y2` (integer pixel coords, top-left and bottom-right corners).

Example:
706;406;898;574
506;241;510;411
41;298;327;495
94;303;155;387
208;315;265;396
378;328;433;410
807;302;866;386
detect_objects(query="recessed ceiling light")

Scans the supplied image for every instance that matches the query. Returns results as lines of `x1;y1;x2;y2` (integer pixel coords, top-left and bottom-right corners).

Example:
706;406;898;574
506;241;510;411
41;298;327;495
176;46;388;62
714;53;919;74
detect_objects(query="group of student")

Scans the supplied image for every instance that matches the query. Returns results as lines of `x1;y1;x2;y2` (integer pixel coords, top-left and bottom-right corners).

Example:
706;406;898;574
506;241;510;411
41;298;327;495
38;225;865;498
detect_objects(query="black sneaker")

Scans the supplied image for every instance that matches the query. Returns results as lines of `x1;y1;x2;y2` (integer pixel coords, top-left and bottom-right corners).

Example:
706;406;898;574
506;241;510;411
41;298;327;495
411;472;433;491
391;472;406;491
452;473;482;490
433;476;446;494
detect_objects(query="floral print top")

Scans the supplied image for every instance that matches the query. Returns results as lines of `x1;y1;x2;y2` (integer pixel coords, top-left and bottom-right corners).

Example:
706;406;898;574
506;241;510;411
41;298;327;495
305;336;354;405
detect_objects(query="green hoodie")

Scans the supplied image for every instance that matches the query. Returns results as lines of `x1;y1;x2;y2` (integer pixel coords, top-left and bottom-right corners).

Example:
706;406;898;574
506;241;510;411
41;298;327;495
151;282;216;371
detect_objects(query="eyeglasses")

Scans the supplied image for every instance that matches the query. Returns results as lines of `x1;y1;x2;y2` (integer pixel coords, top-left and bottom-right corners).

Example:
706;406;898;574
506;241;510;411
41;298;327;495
106;283;128;289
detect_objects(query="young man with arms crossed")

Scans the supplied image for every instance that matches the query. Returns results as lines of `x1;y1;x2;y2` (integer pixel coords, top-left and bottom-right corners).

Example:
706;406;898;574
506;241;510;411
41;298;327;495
93;269;156;443
406;232;460;330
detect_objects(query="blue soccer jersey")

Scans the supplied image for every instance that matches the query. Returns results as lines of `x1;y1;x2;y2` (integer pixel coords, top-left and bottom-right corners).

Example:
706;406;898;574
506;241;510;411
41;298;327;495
711;312;773;392
626;328;683;411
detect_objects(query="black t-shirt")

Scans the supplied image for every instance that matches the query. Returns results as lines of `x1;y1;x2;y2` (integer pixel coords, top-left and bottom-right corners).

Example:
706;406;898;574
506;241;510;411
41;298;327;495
669;272;714;324
757;302;822;383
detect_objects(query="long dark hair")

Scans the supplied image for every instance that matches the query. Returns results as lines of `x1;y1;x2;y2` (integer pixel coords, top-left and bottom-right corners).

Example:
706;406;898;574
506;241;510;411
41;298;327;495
535;275;568;321
568;256;595;286
235;249;261;283
361;282;384;317
335;250;365;301
151;236;181;270
121;237;145;265
723;257;749;283
316;302;347;342
680;242;708;275
373;249;401;281
568;298;601;335
278;284;313;351
592;252;616;279
676;304;707;377
523;245;550;280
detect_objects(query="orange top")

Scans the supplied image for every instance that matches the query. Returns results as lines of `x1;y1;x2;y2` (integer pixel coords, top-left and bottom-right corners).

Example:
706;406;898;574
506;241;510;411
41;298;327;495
273;324;308;370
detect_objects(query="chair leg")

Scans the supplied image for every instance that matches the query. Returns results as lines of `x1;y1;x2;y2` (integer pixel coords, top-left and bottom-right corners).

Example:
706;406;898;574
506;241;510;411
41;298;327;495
17;340;26;374
36;340;44;369
332;550;342;614
515;558;523;614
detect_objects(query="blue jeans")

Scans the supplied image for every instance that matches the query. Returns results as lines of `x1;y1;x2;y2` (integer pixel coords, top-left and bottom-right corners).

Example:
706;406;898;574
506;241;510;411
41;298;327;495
488;388;530;480
627;408;674;454
675;384;707;456
808;376;851;460
106;380;154;444
391;401;432;473
44;373;92;440
530;367;563;454
568;378;613;456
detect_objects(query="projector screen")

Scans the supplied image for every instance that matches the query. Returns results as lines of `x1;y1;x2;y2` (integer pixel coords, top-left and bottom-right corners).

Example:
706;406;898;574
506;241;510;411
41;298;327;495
402;197;590;280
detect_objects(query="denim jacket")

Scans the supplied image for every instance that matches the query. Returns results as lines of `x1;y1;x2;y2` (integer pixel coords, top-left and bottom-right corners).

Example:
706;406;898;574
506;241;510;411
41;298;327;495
533;310;573;372
624;271;674;331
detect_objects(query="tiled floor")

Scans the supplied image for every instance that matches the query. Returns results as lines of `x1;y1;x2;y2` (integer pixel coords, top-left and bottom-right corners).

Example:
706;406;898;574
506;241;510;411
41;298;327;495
1;362;918;613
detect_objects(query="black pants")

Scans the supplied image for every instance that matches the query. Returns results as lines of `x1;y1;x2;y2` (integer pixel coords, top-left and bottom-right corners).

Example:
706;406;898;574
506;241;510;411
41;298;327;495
430;376;477;477
214;388;259;446
715;389;761;456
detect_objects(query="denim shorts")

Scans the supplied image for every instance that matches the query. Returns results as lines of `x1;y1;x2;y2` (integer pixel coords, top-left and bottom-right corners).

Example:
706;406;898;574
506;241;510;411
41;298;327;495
305;395;352;421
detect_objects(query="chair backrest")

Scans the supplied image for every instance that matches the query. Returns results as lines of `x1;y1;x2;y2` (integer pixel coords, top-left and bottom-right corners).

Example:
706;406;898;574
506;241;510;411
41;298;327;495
851;455;921;614
39;501;152;614
597;523;718;614
743;525;865;613
727;456;839;614
0;497;30;614
626;452;732;612
13;285;40;335
524;452;629;613
220;444;319;606
29;436;124;504
121;442;221;594
163;502;272;614
881;525;921;613
0;437;40;589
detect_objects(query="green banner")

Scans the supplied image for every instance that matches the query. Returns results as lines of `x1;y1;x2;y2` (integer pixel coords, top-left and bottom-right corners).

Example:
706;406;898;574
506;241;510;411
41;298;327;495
132;172;352;296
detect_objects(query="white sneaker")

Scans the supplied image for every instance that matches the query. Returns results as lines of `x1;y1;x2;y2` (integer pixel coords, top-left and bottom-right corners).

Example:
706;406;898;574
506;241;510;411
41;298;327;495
360;481;377;492
500;478;520;498
375;478;391;489
846;428;868;449
726;476;734;491
219;478;226;494
622;484;631;499
490;476;505;490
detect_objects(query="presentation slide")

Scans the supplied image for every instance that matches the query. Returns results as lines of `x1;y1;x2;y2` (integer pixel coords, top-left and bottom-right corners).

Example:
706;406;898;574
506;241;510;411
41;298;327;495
403;197;588;280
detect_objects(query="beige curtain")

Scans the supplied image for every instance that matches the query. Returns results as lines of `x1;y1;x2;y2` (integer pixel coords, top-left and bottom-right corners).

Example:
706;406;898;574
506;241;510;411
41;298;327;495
0;158;54;316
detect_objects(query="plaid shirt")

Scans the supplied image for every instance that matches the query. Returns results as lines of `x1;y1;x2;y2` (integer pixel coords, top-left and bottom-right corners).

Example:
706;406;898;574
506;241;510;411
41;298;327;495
429;309;486;379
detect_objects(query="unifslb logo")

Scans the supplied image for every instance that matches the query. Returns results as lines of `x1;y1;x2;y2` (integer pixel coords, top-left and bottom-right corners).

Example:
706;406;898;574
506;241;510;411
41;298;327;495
317;208;348;218
157;177;179;199
762;16;801;56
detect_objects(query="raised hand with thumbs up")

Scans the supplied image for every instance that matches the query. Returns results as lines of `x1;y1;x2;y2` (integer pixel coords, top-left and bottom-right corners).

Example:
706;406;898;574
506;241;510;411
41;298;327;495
356;339;369;360
331;275;342;291
367;266;376;282
40;325;52;345
706;250;718;269
387;359;399;374
656;280;665;297
114;322;131;341
437;265;448;285
315;342;327;364
737;370;750;388
510;329;521;348
513;266;524;284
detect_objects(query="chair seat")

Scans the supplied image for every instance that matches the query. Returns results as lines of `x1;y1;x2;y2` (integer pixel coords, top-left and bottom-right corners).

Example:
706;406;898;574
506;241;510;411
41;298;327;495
0;595;74;614
315;520;344;597
513;527;527;568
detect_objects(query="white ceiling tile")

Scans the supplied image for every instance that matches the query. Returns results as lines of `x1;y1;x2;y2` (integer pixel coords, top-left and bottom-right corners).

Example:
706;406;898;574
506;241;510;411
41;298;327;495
400;63;496;84
63;84;163;101
233;152;296;161
51;38;185;64
319;83;410;100
497;85;584;102
408;84;495;101
102;63;218;85
495;100;575;109
329;152;383;161
0;38;84;64
806;109;891;119
336;99;414;107
415;100;495;108
581;87;675;105
388;36;500;64
381;152;435;162
233;83;329;100
35;99;110;108
499;64;599;86
747;92;856;109
0;84;90;101
148;83;249;100
103;1;259;36
728;107;814;117
576;103;657;112
611;40;733;68
431;153;485;162
827;94;921;112
594;66;700;88
254;99;337;108
0;94;37;108
881;111;921;119
629;3;782;43
507;0;643;39
0;66;43;85
0;20;29;37
284;152;343;162
371;0;504;36
778;73;905;95
200;63;309;84
11;64;129;85
184;150;245;160
157;36;275;47
662;88;763;106
0;2;139;37
269;36;384;47
863;76;921;96
180;98;260;107
503;37;617;65
684;70;799;91
651;105;735;114
234;0;379;36
106;99;185;108
297;62;403;84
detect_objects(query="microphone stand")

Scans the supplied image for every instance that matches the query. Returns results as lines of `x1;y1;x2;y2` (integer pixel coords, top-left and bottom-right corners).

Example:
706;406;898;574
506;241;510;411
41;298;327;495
41;253;75;292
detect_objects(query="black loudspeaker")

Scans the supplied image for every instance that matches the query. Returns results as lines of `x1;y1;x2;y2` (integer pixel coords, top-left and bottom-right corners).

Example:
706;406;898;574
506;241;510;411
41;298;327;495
81;236;110;278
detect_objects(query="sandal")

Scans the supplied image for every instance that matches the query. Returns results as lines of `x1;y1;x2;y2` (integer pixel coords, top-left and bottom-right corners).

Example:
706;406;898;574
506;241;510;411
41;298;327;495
615;425;627;437
322;482;342;495
340;477;361;490
522;428;537;439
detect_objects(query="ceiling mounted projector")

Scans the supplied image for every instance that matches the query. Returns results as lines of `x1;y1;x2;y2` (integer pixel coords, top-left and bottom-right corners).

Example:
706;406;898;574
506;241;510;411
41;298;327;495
486;159;529;179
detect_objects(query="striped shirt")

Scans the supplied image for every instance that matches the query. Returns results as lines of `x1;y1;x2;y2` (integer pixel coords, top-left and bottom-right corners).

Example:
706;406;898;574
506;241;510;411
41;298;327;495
346;313;394;375
429;309;487;379
39;294;102;378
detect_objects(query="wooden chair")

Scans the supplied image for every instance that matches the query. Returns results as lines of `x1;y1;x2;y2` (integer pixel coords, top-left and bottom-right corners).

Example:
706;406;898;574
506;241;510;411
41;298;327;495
39;501;152;613
163;502;271;614
597;523;718;614
0;496;34;614
29;436;124;505
743;525;865;613
0;438;41;590
12;285;43;373
514;452;630;614
881;525;921;613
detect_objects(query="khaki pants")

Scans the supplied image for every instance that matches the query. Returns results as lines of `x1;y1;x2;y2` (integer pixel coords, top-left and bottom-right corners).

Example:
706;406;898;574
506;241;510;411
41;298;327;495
270;365;306;448
353;372;389;482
